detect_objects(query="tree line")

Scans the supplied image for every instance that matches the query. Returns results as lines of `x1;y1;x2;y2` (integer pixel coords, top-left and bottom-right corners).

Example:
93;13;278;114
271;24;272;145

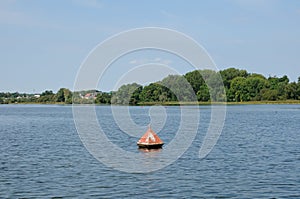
0;88;73;104
1;67;300;104
108;68;300;104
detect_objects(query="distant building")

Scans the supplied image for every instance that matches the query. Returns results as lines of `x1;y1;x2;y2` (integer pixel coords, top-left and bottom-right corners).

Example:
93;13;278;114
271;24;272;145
34;94;40;98
83;93;96;99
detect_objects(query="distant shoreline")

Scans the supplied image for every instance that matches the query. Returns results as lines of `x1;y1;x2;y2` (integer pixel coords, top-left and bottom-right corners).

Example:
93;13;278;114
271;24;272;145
138;100;300;106
2;67;300;105
1;100;300;106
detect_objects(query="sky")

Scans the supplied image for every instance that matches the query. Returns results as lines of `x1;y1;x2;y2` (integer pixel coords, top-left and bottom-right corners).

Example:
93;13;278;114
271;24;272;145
1;0;300;93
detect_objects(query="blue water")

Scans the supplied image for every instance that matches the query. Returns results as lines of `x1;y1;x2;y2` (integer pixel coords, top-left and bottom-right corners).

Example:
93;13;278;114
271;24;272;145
0;104;299;198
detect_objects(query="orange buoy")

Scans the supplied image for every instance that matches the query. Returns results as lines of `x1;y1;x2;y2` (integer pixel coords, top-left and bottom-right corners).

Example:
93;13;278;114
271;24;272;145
137;126;164;149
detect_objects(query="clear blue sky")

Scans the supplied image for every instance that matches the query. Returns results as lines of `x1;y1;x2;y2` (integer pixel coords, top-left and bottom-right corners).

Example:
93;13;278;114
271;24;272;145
1;0;300;93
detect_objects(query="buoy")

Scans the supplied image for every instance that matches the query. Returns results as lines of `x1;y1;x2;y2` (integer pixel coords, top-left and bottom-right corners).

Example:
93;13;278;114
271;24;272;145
137;126;164;149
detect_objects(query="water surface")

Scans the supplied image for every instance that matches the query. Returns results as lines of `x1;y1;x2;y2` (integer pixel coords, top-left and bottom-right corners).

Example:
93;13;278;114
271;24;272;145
0;104;299;198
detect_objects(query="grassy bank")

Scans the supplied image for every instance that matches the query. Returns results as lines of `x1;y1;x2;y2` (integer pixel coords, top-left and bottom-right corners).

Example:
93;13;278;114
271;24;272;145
138;100;300;106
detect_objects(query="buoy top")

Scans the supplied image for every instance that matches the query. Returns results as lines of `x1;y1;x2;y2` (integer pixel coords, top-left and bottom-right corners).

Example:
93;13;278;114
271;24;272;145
137;126;164;145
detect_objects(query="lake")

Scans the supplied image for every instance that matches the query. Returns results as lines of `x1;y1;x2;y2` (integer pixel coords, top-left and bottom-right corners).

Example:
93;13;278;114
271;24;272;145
0;104;299;198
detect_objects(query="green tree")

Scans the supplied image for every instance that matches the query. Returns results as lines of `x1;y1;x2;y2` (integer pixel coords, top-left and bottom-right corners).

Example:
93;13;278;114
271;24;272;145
220;68;248;89
139;83;161;102
160;75;196;102
55;88;72;103
64;89;73;104
228;77;249;102
139;83;174;102
95;92;112;104
184;70;205;94
205;70;226;101
130;86;143;105
297;77;300;99
285;82;299;100
229;76;269;101
41;90;54;96
197;85;210;101
278;82;288;100
38;90;55;103
56;89;65;102
279;75;289;84
267;75;290;100
260;89;279;101
111;83;142;105
245;76;269;101
248;73;266;80
184;69;226;102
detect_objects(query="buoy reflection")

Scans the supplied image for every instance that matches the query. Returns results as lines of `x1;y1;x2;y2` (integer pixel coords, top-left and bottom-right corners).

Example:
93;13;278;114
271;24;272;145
138;148;162;153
